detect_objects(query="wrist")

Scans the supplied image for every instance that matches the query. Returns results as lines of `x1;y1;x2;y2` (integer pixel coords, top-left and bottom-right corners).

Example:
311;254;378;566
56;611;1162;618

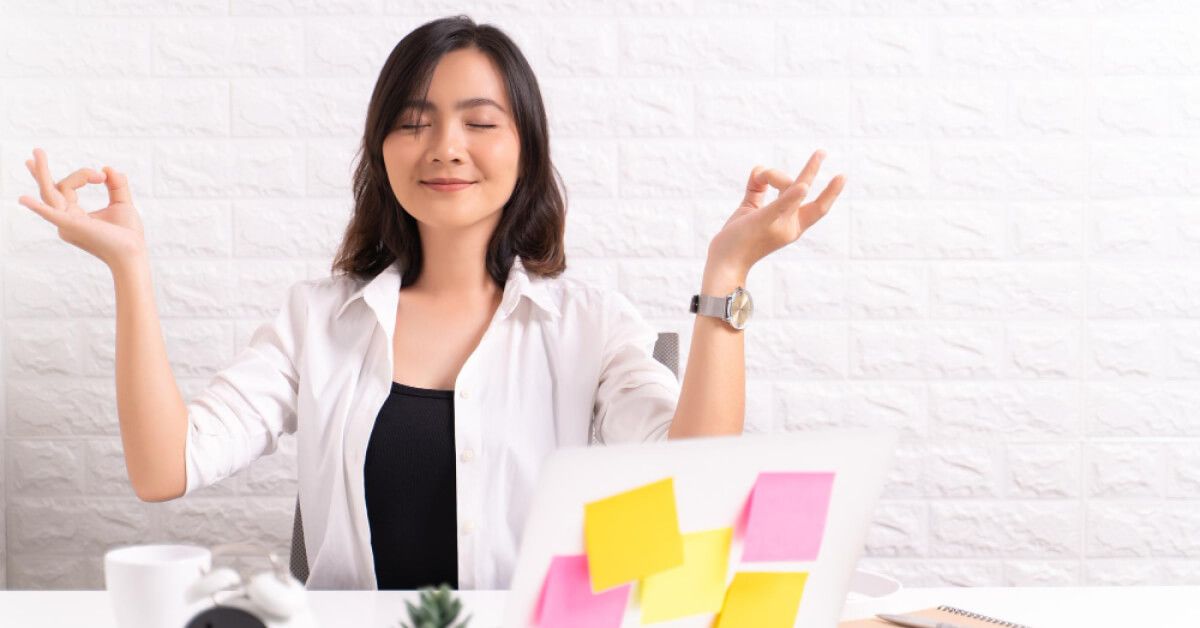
108;249;150;281
701;259;748;295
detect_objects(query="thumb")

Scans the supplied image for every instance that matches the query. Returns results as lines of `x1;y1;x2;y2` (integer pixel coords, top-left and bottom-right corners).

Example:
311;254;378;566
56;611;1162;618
102;166;132;205
740;165;768;208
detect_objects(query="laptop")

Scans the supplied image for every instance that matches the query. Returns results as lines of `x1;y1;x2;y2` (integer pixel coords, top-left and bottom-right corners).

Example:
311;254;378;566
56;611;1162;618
503;429;899;627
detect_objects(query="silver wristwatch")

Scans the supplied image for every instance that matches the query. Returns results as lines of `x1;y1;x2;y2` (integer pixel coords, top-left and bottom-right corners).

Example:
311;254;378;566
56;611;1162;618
689;286;754;331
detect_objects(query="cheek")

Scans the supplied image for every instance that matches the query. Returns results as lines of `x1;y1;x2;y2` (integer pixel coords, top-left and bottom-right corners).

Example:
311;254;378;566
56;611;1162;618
477;134;521;180
381;136;403;172
382;138;421;182
383;129;422;153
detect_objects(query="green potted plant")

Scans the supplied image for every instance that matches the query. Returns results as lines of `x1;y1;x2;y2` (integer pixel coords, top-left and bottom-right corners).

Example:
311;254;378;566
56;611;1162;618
399;584;471;628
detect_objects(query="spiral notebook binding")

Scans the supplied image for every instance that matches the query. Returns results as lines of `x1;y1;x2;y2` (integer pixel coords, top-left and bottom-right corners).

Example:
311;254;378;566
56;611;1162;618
937;605;1033;628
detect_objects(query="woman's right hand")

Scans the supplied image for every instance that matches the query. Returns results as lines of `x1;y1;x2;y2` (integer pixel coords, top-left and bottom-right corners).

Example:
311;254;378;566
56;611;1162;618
17;147;147;268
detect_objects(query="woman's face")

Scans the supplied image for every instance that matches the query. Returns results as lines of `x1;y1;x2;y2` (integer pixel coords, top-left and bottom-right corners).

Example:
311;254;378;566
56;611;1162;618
382;47;521;233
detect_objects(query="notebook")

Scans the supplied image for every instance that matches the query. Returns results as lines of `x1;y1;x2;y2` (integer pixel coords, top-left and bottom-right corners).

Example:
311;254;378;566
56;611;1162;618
839;605;1032;628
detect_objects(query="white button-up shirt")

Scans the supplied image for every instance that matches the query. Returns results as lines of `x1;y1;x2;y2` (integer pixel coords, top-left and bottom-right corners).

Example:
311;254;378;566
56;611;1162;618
181;255;680;590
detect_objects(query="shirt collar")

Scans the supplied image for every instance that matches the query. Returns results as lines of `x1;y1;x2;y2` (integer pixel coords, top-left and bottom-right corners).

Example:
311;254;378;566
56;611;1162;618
334;254;560;321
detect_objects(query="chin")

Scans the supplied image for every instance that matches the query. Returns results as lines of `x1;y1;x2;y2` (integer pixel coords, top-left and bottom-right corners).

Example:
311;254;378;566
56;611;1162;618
415;209;502;229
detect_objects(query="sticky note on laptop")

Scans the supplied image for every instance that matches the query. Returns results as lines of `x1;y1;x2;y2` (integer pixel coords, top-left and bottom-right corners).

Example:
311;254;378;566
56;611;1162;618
638;526;733;622
584;477;685;592
741;471;835;562
715;571;808;628
535;554;630;628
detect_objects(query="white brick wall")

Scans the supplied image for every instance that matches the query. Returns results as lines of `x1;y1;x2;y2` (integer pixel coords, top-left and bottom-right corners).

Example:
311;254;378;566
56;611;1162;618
2;0;1198;590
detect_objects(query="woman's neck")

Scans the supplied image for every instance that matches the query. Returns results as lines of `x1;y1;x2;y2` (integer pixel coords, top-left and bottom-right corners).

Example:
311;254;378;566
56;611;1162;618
408;224;502;303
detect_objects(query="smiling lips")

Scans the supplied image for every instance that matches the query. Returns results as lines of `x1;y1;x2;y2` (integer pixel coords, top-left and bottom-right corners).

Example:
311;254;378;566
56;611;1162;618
422;179;475;192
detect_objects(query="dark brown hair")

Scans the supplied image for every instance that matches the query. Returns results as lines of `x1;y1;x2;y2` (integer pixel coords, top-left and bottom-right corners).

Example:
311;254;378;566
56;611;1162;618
330;15;568;288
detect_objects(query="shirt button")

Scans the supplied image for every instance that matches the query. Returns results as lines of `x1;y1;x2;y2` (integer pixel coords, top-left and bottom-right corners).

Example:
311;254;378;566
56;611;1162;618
461;448;475;462
458;389;469;400
462;520;475;535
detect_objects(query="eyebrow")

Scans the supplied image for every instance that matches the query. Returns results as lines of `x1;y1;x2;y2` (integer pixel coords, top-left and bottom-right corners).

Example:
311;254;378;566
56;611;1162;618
401;97;507;113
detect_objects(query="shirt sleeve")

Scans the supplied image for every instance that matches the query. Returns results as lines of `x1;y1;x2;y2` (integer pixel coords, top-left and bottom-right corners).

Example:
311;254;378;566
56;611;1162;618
181;279;308;497
592;288;681;444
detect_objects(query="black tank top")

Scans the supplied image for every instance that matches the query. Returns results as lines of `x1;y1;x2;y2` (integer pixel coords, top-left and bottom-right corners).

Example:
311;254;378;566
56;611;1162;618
363;380;458;590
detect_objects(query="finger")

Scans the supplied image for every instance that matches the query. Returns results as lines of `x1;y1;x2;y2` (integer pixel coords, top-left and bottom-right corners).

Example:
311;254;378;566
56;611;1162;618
57;167;107;206
792;148;827;192
798;174;847;230
102;165;132;205
17;194;70;228
29;148;65;210
771;175;814;218
774;150;829;217
741;166;795;209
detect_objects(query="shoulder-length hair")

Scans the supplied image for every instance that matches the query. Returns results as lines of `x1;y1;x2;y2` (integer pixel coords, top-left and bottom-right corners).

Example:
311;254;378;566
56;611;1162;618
330;15;568;288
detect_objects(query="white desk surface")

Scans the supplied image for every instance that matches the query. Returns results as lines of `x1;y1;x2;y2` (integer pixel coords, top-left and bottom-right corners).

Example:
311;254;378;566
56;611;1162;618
1;586;1198;627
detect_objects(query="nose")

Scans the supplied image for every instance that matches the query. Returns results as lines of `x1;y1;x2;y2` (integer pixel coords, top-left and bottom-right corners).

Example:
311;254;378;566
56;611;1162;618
426;121;466;165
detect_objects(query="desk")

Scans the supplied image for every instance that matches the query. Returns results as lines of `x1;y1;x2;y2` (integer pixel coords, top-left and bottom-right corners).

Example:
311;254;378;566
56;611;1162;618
1;587;1199;627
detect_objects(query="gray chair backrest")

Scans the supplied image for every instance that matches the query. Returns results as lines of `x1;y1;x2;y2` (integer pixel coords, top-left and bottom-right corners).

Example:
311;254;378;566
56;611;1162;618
288;331;680;584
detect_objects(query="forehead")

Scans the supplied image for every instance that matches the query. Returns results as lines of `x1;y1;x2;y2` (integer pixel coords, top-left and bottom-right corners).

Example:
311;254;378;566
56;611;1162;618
405;48;511;114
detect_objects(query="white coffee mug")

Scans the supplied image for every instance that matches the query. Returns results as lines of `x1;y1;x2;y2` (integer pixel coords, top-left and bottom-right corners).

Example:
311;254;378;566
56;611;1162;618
105;543;212;628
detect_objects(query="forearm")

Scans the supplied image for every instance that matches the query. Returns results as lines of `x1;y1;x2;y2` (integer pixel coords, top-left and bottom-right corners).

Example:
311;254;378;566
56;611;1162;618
665;148;842;439
667;260;747;439
111;254;189;501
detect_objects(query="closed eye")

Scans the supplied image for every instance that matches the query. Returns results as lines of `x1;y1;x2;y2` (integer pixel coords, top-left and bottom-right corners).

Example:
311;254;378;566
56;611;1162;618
399;124;496;130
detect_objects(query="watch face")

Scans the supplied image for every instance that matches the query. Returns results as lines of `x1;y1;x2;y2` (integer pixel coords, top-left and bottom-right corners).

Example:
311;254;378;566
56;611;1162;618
730;287;753;330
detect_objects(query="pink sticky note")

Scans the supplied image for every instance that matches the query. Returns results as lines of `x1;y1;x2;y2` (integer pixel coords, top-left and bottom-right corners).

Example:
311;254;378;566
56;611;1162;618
741;471;835;562
535;554;630;628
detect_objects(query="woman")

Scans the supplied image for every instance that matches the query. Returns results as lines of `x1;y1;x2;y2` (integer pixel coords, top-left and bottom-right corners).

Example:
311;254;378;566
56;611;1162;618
17;15;844;591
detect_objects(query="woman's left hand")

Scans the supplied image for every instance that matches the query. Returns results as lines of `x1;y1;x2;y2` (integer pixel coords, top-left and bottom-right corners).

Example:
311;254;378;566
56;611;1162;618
706;149;846;276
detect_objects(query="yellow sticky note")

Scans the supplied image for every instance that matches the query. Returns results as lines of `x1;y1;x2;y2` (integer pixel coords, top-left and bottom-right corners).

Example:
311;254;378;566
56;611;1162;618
715;572;808;628
638;527;732;624
584;477;685;592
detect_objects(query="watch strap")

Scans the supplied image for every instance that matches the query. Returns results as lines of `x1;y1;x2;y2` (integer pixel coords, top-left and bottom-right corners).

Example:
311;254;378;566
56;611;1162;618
689;293;728;320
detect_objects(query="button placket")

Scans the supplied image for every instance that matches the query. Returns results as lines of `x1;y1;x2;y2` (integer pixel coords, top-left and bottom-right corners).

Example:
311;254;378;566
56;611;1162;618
457;381;486;589
452;308;501;590
454;375;475;589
